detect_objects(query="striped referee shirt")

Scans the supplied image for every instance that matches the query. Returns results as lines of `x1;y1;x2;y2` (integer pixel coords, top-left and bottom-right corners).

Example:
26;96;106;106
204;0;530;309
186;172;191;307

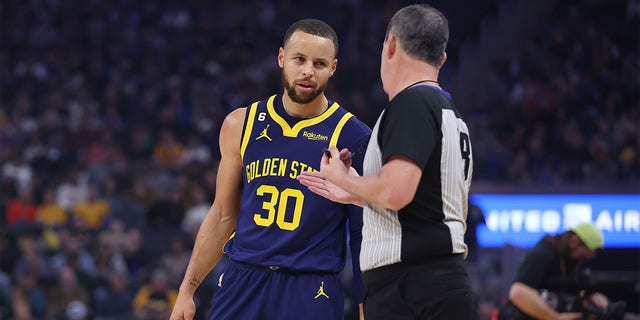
360;84;473;271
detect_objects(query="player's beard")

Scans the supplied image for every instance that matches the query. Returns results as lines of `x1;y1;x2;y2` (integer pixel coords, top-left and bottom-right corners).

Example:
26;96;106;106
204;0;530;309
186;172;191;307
282;73;326;104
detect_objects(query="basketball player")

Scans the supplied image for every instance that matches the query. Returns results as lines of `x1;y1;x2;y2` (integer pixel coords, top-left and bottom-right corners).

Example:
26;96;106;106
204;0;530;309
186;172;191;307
169;19;370;320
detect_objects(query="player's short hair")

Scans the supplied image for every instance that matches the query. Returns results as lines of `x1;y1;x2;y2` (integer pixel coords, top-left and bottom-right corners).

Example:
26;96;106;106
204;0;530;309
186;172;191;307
283;19;339;58
385;4;449;67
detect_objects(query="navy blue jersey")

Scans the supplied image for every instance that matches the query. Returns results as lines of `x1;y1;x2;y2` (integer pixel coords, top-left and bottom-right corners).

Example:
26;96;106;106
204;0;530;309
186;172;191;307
224;94;371;273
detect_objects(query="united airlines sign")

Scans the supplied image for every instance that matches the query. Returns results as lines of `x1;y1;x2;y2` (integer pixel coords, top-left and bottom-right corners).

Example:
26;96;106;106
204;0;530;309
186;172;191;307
470;194;640;248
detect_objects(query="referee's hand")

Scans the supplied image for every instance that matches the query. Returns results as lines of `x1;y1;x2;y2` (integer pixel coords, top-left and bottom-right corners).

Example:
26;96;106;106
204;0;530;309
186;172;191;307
319;146;351;182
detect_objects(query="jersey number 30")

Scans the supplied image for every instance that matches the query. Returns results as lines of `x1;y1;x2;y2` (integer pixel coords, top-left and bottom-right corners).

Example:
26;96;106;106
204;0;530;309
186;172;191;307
253;185;304;231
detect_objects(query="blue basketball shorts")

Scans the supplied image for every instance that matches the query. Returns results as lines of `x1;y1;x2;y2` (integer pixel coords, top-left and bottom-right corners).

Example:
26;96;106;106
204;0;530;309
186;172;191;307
207;260;344;320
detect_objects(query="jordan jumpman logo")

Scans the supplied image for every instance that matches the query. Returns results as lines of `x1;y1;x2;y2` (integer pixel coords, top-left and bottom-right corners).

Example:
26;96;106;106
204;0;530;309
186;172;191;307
314;281;329;299
256;124;272;141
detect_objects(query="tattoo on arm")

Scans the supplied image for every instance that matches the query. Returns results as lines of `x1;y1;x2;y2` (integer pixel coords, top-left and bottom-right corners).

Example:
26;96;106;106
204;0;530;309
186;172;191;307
189;277;201;288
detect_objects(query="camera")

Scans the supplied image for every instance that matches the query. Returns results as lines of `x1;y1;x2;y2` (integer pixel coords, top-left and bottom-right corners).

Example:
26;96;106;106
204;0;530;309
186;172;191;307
581;300;627;320
540;289;626;320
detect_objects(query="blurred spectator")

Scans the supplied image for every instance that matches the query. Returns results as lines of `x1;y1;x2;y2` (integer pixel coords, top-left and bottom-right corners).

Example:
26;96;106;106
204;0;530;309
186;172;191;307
129;175;155;208
200;167;218;203
159;236;190;288
182;134;212;166
5;187;37;233
1;152;33;193
12;234;48;284
180;184;210;241
70;185;111;231
64;300;88;320
137;292;172;320
126;126;155;162
0;271;11;318
142;164;173;201
132;268;177;319
8;293;35;320
142;189;186;267
152;130;185;169
93;233;128;286
83;134;120;187
146;187;185;230
35;188;68;229
12;271;46;319
106;178;148;232
55;170;88;213
122;228;147;284
45;266;90;320
97;219;129;255
48;231;97;285
92;271;134;319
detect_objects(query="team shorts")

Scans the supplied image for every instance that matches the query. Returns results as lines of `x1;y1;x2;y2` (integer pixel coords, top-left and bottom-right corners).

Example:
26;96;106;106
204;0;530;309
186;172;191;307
207;260;344;320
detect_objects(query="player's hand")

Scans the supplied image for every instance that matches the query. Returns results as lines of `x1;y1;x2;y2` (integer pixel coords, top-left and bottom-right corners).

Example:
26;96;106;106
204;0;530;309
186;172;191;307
297;168;360;205
169;293;196;320
557;312;583;320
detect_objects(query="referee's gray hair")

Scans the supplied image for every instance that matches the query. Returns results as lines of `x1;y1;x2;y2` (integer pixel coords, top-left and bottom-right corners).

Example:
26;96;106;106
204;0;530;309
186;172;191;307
385;4;449;67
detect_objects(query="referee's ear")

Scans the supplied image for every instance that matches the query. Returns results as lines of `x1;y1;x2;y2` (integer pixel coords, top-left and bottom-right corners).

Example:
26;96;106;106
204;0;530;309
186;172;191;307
438;52;447;69
384;33;397;59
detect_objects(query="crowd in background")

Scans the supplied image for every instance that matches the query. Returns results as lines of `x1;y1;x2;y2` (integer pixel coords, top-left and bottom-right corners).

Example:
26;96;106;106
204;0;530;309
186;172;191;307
468;0;639;185
0;0;637;319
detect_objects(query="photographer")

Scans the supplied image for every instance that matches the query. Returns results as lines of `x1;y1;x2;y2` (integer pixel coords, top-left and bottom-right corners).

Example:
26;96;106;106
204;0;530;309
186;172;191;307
499;222;612;320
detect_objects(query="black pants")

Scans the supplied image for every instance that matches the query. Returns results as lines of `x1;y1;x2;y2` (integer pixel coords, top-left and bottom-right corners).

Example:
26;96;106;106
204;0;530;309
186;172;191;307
362;255;475;320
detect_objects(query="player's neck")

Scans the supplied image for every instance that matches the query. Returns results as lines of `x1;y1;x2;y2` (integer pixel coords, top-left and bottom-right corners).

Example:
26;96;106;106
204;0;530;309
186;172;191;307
281;93;328;119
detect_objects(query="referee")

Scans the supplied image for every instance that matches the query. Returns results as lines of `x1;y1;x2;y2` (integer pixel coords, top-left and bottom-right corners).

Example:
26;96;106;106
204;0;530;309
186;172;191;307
297;4;474;320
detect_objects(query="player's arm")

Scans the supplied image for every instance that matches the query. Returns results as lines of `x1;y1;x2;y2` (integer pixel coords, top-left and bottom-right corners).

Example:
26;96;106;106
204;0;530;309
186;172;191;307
170;108;246;320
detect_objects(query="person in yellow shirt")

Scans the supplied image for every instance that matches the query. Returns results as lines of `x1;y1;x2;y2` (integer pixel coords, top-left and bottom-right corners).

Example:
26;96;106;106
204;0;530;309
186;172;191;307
71;185;110;230
133;268;178;319
36;188;68;228
152;130;185;169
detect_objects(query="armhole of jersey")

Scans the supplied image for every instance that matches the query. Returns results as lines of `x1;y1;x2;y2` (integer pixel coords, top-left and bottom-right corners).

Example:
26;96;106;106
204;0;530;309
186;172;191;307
329;112;354;147
240;102;259;161
222;231;236;254
377;110;388;150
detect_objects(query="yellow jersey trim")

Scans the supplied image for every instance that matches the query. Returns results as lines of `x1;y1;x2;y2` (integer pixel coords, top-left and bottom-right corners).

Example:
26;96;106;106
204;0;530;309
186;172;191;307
222;231;236;254
266;95;341;137
240;102;259;161
329;112;354;147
